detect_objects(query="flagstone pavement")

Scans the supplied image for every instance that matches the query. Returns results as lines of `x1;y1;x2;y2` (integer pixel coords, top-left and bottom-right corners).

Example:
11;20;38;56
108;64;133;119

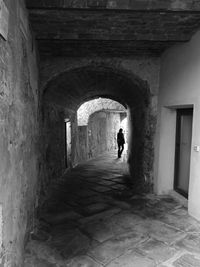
25;151;200;267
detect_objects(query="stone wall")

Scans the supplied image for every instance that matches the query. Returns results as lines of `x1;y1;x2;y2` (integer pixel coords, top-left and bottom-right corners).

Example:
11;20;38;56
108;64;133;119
77;98;125;126
0;1;39;266
41;101;80;192
79;111;122;161
40;58;160;95
78;126;89;162
41;103;67;196
88;111;108;157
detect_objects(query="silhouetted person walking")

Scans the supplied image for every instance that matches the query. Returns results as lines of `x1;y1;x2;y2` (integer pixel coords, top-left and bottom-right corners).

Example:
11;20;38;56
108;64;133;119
117;128;125;158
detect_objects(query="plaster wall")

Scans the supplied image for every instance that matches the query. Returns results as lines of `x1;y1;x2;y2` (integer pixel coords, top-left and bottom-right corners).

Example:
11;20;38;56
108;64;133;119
156;31;200;221
0;0;39;265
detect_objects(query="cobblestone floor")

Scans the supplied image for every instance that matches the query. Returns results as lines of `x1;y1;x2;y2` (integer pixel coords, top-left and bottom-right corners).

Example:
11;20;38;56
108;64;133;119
25;151;200;267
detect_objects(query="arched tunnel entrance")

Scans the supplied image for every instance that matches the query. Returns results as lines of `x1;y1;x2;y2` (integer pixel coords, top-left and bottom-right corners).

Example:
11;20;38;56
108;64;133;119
42;65;153;194
77;97;128;162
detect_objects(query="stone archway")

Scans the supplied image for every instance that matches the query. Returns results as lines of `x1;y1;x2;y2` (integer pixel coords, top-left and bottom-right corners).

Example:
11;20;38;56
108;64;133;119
42;64;154;193
77;97;127;161
77;98;126;126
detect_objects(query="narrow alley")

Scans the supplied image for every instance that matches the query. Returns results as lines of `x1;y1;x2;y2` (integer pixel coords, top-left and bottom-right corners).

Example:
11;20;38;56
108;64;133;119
3;1;200;266
25;151;200;267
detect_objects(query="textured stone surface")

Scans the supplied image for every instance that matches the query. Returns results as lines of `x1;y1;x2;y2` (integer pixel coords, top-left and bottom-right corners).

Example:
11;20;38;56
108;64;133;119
173;253;200;267
26;3;200;57
148;220;184;244
40;58;160;96
83;221;114;242
175;233;200;254
37;39;178;58
87;111;123;160
41;102;67;191
77;98;125;126
88;231;147;264
24;240;65;266
26;0;200;10
106;251;155;267
0;1;39;266
67;255;103;267
0;204;2;263
24;152;200;266
137;238;177;264
29;9;200;41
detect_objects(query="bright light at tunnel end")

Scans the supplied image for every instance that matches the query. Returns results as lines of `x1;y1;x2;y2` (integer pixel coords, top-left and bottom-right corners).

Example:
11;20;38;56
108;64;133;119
77;97;126;126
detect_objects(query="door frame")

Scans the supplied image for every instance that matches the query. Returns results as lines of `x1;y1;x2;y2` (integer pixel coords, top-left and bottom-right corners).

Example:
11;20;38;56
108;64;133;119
64;119;71;168
174;108;193;199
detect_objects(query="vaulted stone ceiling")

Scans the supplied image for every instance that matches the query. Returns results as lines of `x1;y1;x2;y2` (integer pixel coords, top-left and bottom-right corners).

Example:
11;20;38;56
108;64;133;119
26;0;200;57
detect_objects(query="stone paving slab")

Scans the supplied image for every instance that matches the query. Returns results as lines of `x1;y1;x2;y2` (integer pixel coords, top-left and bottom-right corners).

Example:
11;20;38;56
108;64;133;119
76;196;105;206
106;250;155;267
137;238;178;264
75;190;98;198
160;213;195;232
171;207;188;216
110;212;145;230
67;255;103;267
161;251;200;267
50;228;90;258
88;231;148;265
24;257;55;267
42;211;83;225
25;240;66;266
92;185;113;193
147;220;185;244
96;180;117;186
84;203;111;215
175;233;200;254
84;221;114;243
108;199;132;210
78;208;121;225
173;253;200;267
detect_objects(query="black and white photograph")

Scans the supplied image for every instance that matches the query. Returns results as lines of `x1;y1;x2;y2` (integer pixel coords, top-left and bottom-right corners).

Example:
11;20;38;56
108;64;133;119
1;0;200;266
